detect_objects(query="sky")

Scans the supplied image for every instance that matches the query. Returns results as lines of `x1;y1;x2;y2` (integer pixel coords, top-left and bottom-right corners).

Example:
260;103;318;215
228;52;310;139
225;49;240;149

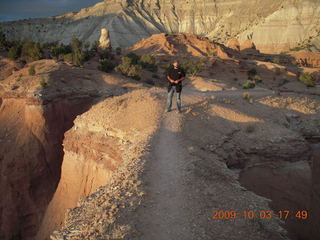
0;0;103;22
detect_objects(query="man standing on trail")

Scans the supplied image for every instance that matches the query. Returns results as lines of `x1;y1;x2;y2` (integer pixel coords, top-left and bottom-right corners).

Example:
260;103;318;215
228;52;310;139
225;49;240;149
166;60;186;113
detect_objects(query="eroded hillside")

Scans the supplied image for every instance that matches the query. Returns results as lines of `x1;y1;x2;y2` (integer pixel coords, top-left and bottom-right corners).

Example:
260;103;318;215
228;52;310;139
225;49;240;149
0;0;320;53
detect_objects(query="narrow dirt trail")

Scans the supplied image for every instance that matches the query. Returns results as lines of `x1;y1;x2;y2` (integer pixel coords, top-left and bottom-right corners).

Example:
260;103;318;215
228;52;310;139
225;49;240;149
135;110;194;240
130;86;279;240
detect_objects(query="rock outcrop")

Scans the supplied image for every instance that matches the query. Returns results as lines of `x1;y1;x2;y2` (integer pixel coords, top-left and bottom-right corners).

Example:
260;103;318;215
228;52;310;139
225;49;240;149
227;38;240;51
40;89;163;240
0;0;319;53
98;28;111;50
128;33;231;59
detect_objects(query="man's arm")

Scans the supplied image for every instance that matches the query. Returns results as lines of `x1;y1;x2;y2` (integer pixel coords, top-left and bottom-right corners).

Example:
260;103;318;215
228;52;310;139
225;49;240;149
167;75;176;83
175;76;185;83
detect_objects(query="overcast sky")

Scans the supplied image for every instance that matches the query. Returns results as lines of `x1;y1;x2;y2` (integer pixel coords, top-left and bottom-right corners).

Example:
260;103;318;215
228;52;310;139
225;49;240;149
0;0;103;22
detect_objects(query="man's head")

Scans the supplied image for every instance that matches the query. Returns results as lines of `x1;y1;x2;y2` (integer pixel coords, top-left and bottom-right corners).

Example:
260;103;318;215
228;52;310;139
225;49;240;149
173;60;180;69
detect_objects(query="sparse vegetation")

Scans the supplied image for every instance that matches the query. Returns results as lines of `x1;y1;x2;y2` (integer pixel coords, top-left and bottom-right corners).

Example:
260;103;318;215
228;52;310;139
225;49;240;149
181;59;206;77
242;81;255;89
254;75;262;83
40;79;47;88
299;72;315;87
50;44;71;60
116;47;122;55
115;53;142;80
271;57;280;64
139;54;158;72
21;41;43;61
28;65;36;76
8;45;22;60
70;37;86;67
0;30;7;49
83;40;90;51
243;92;254;103
244;124;255;133
98;58;114;73
63;53;73;64
91;40;99;52
248;68;257;76
99;49;114;60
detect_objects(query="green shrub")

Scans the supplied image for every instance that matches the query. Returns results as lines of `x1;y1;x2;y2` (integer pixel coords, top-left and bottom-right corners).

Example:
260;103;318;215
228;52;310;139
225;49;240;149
116;47;122;55
139;54;158;72
243;92;253;103
99;49;113;59
8;45;22;60
248;68;257;76
242;81;255;89
115;55;142;80
91;40;99;52
40;79;47;88
50;44;70;60
28;65;36;76
254;75;262;83
140;54;156;65
271;57;280;64
181;60;205;77
299;72;315;87
98;58;114;72
64;53;73;63
125;52;140;65
69;38;86;66
83;40;90;51
71;38;82;52
21;41;43;61
73;49;85;66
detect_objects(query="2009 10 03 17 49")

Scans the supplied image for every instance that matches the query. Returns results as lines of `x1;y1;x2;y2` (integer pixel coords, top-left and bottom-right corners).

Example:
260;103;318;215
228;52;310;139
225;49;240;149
211;210;308;220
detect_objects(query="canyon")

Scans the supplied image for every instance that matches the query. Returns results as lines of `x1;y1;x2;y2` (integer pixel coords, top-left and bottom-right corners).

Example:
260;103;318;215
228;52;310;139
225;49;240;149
0;28;319;240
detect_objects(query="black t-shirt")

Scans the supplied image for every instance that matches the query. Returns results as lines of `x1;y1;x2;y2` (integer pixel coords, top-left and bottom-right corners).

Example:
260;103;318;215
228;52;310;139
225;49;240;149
167;68;186;82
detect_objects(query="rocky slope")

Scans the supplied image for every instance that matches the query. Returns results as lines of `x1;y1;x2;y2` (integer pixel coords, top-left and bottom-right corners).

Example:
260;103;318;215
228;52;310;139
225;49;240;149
37;88;163;240
1;0;320;53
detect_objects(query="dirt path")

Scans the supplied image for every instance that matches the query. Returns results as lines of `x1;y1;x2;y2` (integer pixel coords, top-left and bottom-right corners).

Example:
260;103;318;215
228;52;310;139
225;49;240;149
133;109;194;240
128;86;286;240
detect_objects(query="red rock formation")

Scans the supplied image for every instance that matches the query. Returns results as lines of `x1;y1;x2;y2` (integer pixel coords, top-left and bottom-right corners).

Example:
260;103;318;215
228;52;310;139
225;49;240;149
291;52;320;68
128;33;231;59
0;96;95;240
227;37;240;51
240;39;256;50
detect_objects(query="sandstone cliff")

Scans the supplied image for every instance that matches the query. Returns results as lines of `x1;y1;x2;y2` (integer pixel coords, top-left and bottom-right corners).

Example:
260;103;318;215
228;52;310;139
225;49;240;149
0;0;320;53
44;89;163;240
0;58;141;240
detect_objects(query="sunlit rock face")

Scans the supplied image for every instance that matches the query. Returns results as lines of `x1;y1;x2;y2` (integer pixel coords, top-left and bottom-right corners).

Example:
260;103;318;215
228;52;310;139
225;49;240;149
1;0;320;52
99;28;111;50
1;0;319;53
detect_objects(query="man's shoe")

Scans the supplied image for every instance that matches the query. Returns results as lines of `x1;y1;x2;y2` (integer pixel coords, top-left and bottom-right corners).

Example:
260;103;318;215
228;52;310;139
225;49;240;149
165;109;171;113
177;109;182;113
